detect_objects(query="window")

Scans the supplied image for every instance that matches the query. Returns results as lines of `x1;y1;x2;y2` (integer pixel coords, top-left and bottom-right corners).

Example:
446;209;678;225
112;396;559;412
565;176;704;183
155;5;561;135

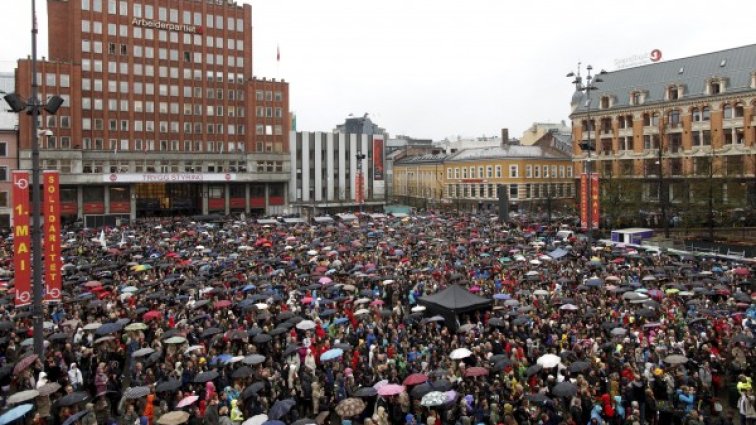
495;166;502;178
667;86;679;100
723;104;733;119
509;184;518;199
0;142;6;156
509;165;518;178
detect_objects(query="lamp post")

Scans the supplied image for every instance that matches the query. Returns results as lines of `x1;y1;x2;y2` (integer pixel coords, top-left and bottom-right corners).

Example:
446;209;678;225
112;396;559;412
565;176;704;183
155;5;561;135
3;0;64;360
567;64;603;251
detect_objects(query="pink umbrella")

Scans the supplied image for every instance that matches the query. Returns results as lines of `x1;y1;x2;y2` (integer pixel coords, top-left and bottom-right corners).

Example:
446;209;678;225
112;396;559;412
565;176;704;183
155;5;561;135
469;286;481;293
214;300;232;309
734;267;750;276
319;277;333;285
302;297;313;304
370;300;384;306
376;384;405;396
176;395;199;408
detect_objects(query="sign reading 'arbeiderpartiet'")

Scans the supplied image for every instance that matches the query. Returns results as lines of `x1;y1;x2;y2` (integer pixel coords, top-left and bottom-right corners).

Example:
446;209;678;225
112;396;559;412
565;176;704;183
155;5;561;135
131;18;203;34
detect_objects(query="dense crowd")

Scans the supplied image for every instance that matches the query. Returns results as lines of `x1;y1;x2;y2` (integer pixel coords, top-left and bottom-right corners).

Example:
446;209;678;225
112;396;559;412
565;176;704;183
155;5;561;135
0;212;753;425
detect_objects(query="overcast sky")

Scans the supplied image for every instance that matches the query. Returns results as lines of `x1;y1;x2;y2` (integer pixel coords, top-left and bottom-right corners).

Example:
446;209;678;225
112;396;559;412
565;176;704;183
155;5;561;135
1;1;754;140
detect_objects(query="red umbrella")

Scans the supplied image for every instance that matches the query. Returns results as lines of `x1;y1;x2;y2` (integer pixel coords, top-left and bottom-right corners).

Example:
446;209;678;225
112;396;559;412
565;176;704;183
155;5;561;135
143;310;161;321
402;373;428;386
734;267;750;277
370;300;384;306
214;300;232;309
464;367;489;377
14;354;38;375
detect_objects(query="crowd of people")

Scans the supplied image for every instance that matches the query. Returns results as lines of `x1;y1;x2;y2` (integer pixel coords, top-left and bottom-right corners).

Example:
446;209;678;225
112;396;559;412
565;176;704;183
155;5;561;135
0;212;753;425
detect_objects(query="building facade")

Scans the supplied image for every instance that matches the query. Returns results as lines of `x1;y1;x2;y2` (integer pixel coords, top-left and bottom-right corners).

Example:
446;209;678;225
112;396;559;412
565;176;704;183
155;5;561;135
12;0;289;226
0;73;18;229
392;143;574;213
569;44;756;228
289;131;386;215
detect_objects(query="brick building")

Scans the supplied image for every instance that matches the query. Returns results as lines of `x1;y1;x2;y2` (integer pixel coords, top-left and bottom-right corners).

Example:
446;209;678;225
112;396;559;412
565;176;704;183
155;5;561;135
13;0;290;226
570;44;756;227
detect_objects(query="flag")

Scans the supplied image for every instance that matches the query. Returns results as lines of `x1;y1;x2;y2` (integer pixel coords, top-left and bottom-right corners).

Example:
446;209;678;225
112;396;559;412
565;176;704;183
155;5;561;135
99;230;106;249
276;44;280;62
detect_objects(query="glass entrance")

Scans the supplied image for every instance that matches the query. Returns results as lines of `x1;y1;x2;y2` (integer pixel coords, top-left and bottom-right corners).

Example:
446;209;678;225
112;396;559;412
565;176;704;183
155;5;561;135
134;183;201;216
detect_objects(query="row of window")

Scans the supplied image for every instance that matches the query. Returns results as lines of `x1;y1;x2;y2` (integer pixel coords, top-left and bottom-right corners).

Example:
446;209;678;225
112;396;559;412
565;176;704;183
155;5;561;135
82;48;245;69
586;103;749;131
82;20;245;51
443;183;575;200
82;0;245;33
80;118;247;135
445;164;573;180
71;159;283;174
597;127;747;153
78;65;245;85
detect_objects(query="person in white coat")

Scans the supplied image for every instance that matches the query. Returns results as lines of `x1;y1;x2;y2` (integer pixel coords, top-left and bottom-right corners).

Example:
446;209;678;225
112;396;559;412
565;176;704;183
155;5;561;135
68;363;84;390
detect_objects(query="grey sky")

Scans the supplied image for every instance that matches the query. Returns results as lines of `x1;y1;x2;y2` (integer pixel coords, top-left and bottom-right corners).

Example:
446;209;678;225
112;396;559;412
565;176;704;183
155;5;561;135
1;1;754;140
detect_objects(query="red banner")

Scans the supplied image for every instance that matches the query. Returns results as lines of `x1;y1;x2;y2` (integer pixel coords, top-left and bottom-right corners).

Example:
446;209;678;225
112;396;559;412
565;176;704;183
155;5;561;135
373;137;384;181
590;173;600;229
43;171;62;303
580;173;588;229
12;171;31;307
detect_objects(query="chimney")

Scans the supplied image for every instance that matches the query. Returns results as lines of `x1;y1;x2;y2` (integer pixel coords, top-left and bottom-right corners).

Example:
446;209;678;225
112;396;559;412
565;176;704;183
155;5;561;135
501;128;509;146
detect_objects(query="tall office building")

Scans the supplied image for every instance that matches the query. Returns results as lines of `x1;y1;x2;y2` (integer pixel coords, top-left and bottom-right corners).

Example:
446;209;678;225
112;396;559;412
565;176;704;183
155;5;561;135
13;0;290;226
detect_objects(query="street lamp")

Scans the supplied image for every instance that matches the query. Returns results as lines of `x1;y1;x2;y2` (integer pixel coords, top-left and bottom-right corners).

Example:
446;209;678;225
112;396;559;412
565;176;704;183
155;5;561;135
3;0;64;360
567;64;603;251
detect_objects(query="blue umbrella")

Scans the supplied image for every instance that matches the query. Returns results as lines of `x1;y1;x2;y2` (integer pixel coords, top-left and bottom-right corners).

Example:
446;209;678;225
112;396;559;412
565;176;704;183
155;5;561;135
94;322;123;336
242;284;256;292
268;398;296;420
586;278;603;287
210;354;233;365
0;404;34;425
493;294;511;300
262;421;286;425
320;348;344;362
333;317;349;325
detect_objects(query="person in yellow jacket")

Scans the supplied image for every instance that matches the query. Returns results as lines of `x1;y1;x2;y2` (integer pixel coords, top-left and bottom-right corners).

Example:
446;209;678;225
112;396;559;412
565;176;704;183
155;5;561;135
737;375;753;394
229;399;244;425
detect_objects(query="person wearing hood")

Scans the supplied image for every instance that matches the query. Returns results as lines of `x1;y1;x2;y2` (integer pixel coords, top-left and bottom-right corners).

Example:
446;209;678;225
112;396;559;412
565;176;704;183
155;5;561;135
68;363;84;390
613;395;625;422
229;399;243;425
34;372;52;419
588;405;604;425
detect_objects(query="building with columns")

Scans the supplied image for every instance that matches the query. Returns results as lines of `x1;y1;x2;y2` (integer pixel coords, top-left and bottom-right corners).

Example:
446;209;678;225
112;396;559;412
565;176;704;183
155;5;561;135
569;44;756;227
12;0;289;227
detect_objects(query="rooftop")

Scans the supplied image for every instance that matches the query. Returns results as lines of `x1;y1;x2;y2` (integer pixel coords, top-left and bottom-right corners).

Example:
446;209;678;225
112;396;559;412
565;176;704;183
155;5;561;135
446;145;569;162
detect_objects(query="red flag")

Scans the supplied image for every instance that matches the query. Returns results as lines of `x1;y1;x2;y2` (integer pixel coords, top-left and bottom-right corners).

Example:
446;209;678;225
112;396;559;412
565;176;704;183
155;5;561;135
276;44;280;62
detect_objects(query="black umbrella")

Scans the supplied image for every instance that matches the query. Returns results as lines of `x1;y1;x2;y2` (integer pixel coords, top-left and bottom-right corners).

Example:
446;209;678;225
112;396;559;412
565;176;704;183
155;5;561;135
525;364;543;377
551;381;578;398
491;359;512;372
291;419;317;425
487;318;506;328
49;332;70;342
231;366;254;379
94;322;123;336
55;391;89;407
61;410;89;425
241;381;266;399
568;361;590;373
526;393;551;404
242;354;266;365
201;327;223;338
268;398;296;420
155;379;182;393
192;370;219;383
269;327;288;336
276;312;295;322
354;387;378;397
283;345;300;357
253;333;272;344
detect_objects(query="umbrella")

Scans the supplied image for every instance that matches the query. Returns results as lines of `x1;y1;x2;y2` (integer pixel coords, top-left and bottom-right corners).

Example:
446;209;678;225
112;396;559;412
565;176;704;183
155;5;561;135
82;322;102;331
320;348;344;361
295;320;316;330
526;393;552;403
463;367;489;377
13;354;38;375
261;421;285;425
551;381;578;397
525;364;543;377
157;411;191;425
164;336;187;345
663;354;689;365
36;382;61;397
242;382;266;399
242;354;266;365
131;347;155;358
124;386;151;400
193;370;219;383
536;354;561;368
6;390;38;405
61;410;89;425
0;404;33;425
125;322;148;332
232;366;254;379
335;398;366;418
291;419;317;425
243;415;268;425
420;391;447;407
354;387;378;397
155;379;182;393
176;395;199;408
610;327;627;336
201;327;223;338
268;399;296;420
376;383;405;396
55;391;89;407
449;348;472;359
568;361;590;373
253;334;272;344
94;322;122;336
403;373;428;386
487;318;506;328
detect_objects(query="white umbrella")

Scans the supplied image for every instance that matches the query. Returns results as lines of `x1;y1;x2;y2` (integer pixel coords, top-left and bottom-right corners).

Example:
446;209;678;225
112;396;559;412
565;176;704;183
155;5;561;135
525;271;539;276
421;391;447;407
354;309;370;316
559;304;578;311
411;306;426;313
450;348;472;360
296;320;316;330
533;289;549;296
242;414;268;425
536;354;561;368
307;250;318;256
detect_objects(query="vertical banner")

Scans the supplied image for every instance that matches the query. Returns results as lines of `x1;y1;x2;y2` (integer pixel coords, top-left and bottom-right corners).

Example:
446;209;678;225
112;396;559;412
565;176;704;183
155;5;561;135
579;173;588;229
372;137;384;181
12;171;31;307
590;173;600;229
43;171;62;303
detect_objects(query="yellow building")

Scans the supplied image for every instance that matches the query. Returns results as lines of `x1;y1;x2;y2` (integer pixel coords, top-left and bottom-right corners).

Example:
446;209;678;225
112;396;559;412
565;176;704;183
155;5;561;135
392;140;574;212
443;144;574;211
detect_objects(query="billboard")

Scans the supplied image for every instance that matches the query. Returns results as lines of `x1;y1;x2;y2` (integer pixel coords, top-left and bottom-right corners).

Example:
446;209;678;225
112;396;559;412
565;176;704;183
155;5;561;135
590;173;600;229
580;173;599;229
43;171;62;303
373;137;384;181
12;171;31;307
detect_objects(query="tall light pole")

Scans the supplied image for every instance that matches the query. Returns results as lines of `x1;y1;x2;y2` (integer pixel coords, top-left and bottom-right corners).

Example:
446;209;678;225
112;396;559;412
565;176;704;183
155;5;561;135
3;0;63;359
567;64;603;251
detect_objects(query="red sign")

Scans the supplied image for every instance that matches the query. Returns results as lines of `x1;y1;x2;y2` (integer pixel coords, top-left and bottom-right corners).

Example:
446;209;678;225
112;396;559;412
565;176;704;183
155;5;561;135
373;137;384;181
43;171;62;303
580;173;600;230
12;171;31;307
590;173;600;229
649;49;662;62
